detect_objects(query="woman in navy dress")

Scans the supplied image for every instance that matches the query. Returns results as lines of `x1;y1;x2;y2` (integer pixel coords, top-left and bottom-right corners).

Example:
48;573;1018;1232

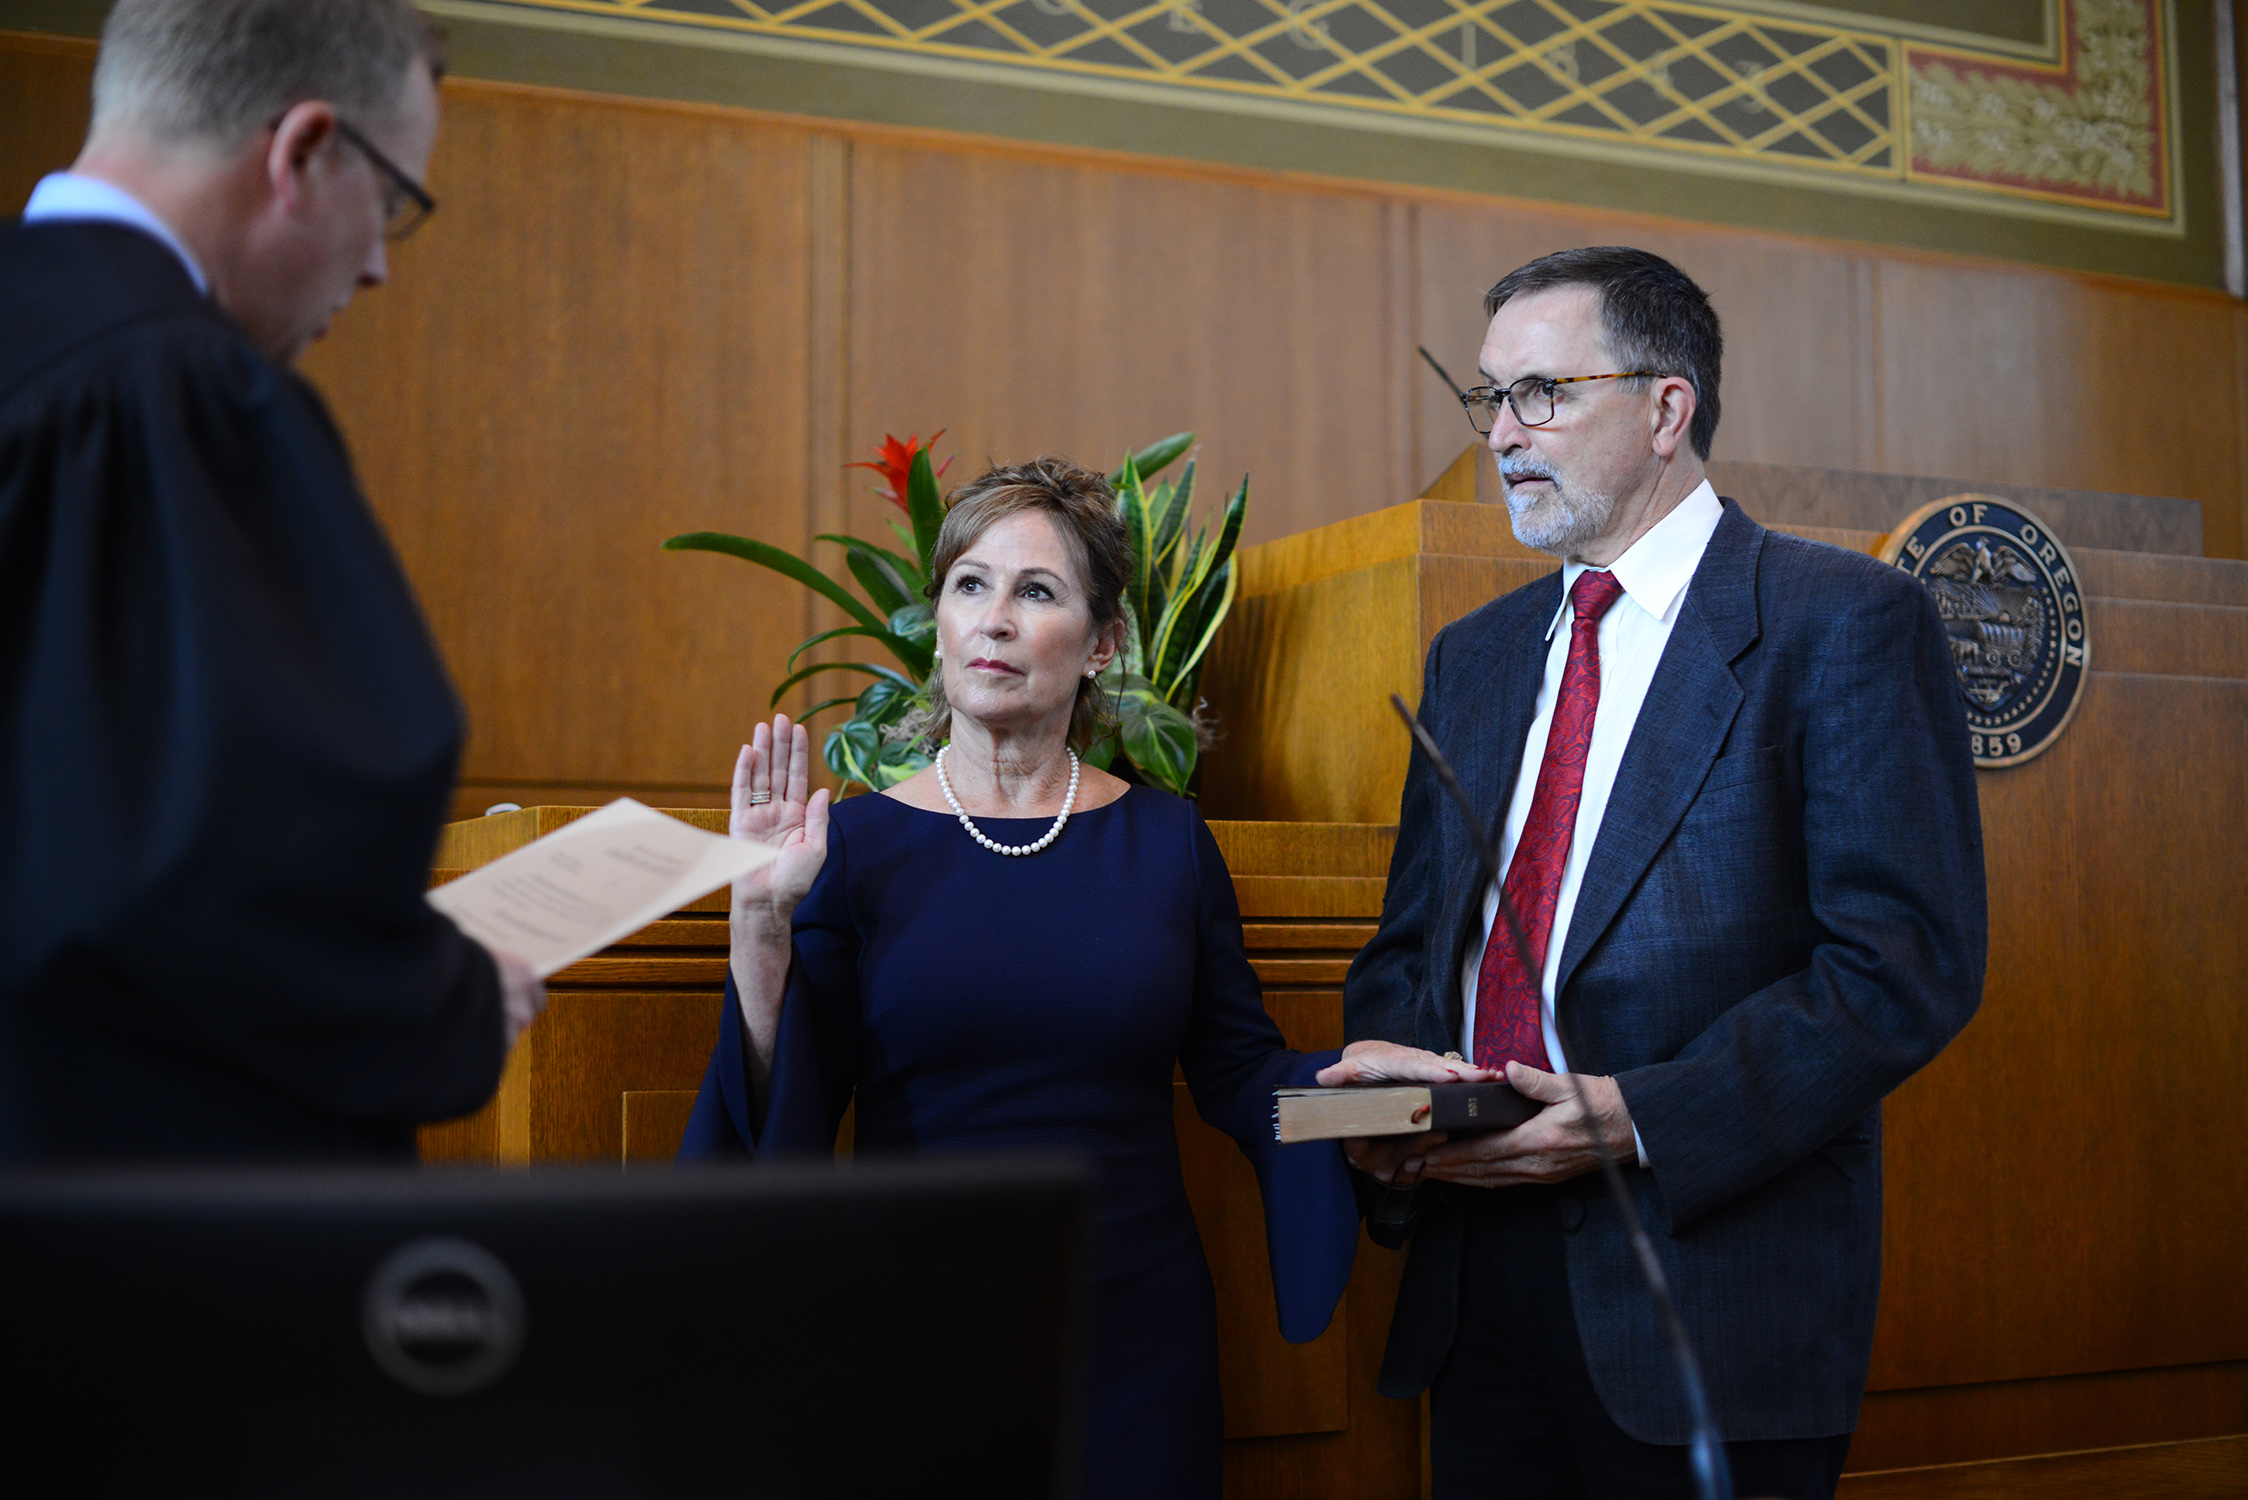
680;457;1474;1497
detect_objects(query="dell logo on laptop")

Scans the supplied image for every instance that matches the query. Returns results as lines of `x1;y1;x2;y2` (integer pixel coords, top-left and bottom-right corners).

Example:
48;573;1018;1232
361;1238;526;1397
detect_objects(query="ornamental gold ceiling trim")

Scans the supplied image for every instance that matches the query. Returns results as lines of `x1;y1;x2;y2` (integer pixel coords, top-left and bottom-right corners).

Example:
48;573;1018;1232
466;0;2176;229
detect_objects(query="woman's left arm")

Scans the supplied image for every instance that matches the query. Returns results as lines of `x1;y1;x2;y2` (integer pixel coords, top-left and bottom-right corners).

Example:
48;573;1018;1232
1173;814;1359;1344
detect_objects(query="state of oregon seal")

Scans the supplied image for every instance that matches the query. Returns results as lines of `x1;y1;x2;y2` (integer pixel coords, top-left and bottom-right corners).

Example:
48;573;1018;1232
1878;496;2089;768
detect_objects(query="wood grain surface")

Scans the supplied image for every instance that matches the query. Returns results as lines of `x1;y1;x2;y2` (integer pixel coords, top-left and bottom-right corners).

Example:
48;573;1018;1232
5;31;2244;818
7;24;2246;1494
1838;1434;2248;1500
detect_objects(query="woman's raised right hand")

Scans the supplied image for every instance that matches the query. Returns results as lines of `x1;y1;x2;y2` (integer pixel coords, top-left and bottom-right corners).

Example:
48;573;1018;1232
729;713;831;934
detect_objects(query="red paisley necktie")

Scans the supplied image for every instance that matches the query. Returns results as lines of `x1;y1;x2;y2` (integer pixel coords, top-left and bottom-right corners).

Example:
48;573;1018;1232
1473;568;1628;1073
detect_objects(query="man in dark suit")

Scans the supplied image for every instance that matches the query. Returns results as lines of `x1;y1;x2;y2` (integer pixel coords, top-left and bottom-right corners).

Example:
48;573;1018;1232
1333;247;1986;1497
0;0;540;1161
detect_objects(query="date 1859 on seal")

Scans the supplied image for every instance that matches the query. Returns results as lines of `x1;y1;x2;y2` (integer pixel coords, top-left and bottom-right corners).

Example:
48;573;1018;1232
1878;496;2090;769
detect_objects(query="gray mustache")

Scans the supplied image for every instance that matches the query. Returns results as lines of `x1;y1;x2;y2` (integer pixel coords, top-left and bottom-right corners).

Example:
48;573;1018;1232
1500;460;1556;483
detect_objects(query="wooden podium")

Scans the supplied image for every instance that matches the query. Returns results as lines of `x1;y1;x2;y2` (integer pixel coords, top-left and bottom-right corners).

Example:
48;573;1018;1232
427;449;2246;1496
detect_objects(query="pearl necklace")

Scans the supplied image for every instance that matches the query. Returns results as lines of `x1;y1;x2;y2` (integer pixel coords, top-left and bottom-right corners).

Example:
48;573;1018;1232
935;745;1079;856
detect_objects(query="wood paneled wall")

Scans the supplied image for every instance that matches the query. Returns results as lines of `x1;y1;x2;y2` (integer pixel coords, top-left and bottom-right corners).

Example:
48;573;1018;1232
3;29;2244;810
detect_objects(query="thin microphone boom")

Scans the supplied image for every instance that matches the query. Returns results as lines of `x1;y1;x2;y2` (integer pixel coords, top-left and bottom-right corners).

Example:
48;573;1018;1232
1417;345;1469;401
1387;693;1735;1500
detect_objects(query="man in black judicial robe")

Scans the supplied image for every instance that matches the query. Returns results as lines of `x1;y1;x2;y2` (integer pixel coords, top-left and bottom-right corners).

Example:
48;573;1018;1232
0;0;539;1162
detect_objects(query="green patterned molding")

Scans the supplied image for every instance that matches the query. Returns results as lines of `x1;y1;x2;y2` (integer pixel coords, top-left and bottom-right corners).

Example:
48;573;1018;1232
458;0;2177;231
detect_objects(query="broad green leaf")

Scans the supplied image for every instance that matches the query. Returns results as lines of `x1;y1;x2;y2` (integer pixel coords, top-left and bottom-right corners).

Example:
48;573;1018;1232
1107;432;1193;489
881;603;935;679
815;533;924;591
906;448;946;582
1080;735;1118;772
840;547;914;616
768;659;916;710
665;532;887;634
825;719;882;789
798;695;860;724
855;674;921;727
787;623;904;674
1115;676;1198;795
888;601;935;644
871;738;933;788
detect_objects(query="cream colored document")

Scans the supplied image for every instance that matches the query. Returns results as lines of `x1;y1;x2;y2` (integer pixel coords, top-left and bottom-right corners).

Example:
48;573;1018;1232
426;799;776;976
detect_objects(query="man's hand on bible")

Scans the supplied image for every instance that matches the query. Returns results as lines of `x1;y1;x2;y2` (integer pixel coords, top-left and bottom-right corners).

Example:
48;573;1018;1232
1340;1131;1447;1186
1413;1062;1636;1187
1315;1041;1498;1189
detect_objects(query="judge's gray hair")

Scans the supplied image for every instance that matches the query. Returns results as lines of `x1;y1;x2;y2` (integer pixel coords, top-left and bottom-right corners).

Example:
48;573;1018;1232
92;0;445;149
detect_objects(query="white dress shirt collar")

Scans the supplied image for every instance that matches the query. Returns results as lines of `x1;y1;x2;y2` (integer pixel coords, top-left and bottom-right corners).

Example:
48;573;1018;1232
22;172;210;295
1544;478;1725;639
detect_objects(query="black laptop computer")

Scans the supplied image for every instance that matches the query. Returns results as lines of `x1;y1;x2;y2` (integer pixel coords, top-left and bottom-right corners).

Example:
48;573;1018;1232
0;1155;1091;1498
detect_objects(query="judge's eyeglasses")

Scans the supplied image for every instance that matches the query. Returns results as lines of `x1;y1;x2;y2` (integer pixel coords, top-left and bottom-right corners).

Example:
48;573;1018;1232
1460;371;1654;435
332;118;436;241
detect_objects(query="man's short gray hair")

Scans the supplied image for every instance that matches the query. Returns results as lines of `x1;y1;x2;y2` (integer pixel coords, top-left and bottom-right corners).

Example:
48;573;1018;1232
92;0;445;149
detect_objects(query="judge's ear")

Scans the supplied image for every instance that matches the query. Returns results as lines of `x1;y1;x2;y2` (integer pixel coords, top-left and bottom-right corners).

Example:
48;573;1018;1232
1647;374;1698;461
266;101;341;214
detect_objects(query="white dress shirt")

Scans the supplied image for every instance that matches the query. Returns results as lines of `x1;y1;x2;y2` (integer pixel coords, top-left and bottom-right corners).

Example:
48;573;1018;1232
22;171;209;294
1459;479;1725;1165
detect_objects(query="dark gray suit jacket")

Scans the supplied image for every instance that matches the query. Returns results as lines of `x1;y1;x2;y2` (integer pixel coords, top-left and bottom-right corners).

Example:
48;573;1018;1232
1344;500;1987;1444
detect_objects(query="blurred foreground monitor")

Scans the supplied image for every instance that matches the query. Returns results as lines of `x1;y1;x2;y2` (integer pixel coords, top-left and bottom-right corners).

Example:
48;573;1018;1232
0;1156;1091;1498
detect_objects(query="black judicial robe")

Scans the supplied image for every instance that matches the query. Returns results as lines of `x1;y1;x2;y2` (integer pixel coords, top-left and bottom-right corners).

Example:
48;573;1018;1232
0;220;504;1162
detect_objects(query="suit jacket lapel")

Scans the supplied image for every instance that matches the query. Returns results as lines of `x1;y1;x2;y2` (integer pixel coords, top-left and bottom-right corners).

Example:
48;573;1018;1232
1430;575;1557;1043
1553;502;1763;1004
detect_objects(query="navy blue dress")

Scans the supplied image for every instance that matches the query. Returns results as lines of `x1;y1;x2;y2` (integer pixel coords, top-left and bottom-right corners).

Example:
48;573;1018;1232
679;785;1358;1497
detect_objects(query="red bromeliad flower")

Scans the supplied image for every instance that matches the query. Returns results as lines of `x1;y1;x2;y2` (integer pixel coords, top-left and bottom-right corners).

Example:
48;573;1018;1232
847;431;953;510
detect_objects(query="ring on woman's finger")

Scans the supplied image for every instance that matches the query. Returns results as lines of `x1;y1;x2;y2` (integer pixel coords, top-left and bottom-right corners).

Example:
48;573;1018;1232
747;791;773;805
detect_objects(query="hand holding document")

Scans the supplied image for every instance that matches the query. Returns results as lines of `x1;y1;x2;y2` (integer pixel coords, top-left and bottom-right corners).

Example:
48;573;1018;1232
428;799;777;977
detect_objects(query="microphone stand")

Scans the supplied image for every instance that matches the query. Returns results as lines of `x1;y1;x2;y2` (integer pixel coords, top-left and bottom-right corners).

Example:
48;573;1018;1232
1417;345;1469;402
1388;694;1735;1500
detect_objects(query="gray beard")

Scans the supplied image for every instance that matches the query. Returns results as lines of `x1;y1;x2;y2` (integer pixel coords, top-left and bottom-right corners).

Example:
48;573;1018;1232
1504;474;1619;558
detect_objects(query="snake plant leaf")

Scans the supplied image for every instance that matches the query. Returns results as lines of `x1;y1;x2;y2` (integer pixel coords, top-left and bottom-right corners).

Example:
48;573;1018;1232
664;531;887;635
1150;460;1195;580
1107;432;1194;489
1115;457;1155;633
1148;475;1246;696
1114;603;1147;680
768;659;916;709
906;447;946;582
1114;673;1198;795
1161;559;1237;704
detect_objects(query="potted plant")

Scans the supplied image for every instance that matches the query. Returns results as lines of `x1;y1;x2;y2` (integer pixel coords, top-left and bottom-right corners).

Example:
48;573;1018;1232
664;430;1246;797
